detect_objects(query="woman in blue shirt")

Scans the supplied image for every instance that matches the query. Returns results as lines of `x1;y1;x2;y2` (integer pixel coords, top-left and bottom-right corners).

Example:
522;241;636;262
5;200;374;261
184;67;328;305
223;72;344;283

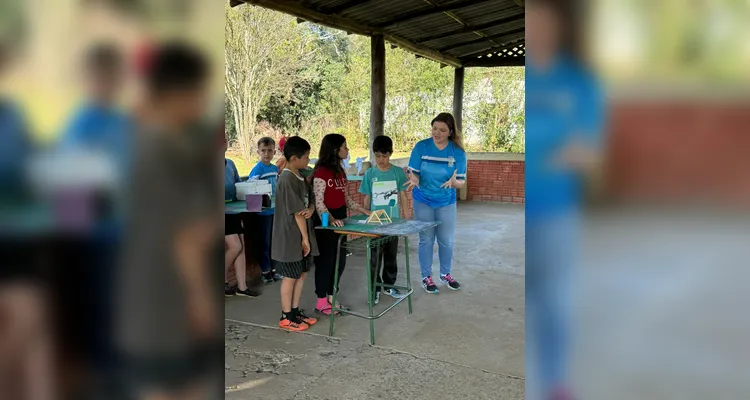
526;1;605;400
405;113;467;294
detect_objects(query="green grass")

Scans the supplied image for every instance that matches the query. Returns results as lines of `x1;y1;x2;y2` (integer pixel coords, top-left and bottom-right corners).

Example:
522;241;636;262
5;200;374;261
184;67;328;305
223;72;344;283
227;149;410;177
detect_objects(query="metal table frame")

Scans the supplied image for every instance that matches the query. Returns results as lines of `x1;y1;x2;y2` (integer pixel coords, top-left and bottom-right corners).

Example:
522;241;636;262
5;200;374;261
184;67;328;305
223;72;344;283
330;233;412;345
320;216;439;345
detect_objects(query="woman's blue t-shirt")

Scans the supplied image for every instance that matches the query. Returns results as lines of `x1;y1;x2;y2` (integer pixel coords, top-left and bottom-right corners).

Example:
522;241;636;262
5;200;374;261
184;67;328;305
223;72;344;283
525;55;605;221
407;138;467;208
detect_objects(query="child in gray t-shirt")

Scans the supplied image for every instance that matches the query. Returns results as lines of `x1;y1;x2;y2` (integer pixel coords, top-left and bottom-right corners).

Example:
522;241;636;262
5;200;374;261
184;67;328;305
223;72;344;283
271;136;319;332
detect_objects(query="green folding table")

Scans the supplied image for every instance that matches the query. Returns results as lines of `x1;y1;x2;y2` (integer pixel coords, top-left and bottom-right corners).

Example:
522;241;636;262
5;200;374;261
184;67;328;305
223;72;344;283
316;215;439;345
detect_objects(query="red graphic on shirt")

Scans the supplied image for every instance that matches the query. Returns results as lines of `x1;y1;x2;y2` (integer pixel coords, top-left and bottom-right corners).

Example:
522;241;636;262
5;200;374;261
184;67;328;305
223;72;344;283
313;167;347;209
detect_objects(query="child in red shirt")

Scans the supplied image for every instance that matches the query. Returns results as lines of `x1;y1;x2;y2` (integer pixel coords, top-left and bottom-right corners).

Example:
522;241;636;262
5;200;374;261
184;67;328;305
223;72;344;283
311;134;370;315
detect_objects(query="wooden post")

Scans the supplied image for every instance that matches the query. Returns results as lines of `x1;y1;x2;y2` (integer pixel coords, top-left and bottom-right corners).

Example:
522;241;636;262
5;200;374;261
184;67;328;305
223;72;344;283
370;35;386;163
453;67;465;134
453;67;468;201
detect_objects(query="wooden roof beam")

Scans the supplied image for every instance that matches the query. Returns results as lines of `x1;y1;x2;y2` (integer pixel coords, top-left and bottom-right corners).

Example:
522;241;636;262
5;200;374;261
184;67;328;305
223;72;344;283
376;0;496;28
413;14;525;44
438;27;525;52
321;0;373;15
244;0;463;67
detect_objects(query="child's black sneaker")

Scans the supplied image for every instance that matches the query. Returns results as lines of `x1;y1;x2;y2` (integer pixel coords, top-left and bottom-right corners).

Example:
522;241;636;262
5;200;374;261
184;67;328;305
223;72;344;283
439;274;461;290
261;272;275;284
235;287;261;297
224;282;236;297
272;271;284;281
422;277;439;294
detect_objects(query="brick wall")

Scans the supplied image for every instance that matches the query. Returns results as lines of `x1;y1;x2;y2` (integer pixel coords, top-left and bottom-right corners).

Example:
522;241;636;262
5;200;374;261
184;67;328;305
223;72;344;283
466;159;525;204
606;100;750;205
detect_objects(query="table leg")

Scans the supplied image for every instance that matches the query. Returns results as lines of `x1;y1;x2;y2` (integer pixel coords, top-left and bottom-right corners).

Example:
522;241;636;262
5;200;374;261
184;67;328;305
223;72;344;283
329;234;345;337
404;236;412;314
366;237;375;345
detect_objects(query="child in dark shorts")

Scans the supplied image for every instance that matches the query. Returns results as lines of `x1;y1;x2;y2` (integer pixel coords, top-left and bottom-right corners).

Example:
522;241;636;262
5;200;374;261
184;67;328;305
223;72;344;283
271;136;319;332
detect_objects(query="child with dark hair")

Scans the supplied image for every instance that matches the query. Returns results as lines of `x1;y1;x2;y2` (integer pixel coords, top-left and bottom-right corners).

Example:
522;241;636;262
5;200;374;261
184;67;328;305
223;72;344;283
248;137;283;283
359;135;410;305
117;41;222;400
272;136;319;331
311;134;370;315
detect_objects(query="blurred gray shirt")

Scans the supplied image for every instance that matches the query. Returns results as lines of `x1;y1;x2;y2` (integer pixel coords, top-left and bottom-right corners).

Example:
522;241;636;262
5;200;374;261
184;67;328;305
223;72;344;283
116;124;219;356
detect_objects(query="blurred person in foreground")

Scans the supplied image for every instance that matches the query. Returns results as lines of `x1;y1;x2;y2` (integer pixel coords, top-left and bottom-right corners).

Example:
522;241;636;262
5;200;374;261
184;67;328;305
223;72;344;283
116;41;222;400
0;41;55;400
56;41;130;385
525;1;606;399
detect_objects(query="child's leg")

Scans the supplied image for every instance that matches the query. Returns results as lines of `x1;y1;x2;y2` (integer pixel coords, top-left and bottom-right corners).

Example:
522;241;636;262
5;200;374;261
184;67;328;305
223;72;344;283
369;242;385;293
291;272;306;309
259;215;273;274
233;234;248;291
280;277;296;314
224;235;242;282
313;230;334;300
381;237;399;287
327;234;347;306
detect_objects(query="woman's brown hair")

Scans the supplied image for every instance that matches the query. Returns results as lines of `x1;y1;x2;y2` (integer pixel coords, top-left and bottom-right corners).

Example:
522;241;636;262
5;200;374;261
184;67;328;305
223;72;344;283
431;112;465;151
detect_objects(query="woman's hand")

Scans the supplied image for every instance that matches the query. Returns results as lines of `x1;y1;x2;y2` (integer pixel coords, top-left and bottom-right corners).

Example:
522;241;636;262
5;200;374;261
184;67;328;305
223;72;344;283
403;170;419;190
361;208;372;216
331;219;345;228
440;170;458;189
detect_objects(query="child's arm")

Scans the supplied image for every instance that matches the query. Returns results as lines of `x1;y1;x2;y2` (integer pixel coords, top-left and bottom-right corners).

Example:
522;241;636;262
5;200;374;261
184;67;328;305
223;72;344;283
294;213;310;256
363;195;371;211
345;192;369;215
313;178;330;218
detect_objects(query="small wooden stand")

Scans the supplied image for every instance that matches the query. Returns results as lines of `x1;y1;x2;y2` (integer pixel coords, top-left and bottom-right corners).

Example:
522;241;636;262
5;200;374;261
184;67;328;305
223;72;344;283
366;209;392;225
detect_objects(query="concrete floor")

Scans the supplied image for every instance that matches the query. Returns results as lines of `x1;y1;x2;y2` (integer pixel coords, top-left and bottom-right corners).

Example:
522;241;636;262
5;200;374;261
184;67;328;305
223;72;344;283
225;202;526;400
572;208;750;399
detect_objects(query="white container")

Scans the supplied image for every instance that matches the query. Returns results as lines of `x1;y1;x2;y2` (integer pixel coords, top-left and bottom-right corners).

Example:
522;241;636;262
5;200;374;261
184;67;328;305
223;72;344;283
235;181;272;200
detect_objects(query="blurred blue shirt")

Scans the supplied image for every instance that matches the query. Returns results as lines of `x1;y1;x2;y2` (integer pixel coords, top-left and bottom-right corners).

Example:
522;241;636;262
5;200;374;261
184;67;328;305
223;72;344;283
60;102;132;177
525;54;605;221
59;103;131;238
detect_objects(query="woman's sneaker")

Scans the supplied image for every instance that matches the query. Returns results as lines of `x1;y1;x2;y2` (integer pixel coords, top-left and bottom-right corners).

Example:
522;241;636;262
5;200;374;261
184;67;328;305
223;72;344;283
422;277;439;294
439;274;461;290
384;288;406;299
224;282;236;297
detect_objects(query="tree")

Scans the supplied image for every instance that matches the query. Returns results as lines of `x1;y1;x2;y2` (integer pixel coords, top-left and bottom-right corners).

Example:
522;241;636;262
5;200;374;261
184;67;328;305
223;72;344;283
225;4;317;160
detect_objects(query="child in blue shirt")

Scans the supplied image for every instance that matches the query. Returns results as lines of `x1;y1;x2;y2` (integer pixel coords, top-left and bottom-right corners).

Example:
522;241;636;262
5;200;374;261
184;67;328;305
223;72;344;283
248;137;283;284
359;136;410;304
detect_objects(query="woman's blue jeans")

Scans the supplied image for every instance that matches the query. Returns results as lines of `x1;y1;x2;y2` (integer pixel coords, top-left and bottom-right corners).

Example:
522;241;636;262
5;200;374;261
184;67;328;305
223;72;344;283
526;212;578;395
413;200;457;279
